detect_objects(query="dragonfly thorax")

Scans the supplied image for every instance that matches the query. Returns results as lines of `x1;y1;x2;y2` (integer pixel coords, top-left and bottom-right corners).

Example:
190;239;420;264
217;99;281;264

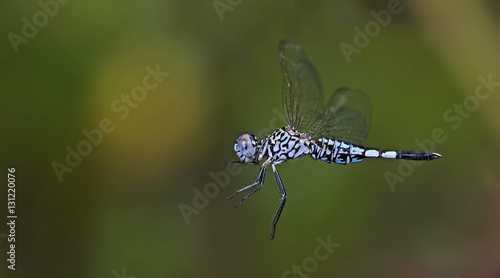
259;126;312;163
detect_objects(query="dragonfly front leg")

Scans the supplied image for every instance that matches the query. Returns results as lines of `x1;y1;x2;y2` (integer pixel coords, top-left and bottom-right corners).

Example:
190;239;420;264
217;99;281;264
270;163;287;240
228;159;271;208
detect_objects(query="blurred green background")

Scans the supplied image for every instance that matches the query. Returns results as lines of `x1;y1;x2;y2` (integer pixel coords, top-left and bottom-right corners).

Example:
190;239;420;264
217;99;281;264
1;0;500;277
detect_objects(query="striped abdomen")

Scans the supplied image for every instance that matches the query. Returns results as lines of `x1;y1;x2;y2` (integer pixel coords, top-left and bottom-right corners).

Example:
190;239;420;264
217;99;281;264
310;138;441;165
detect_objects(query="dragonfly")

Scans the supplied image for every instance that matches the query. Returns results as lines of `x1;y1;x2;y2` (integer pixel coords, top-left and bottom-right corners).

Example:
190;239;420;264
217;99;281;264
226;40;442;240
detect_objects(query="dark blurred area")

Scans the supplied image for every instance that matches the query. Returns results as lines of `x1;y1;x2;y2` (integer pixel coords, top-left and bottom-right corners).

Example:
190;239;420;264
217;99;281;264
1;0;500;277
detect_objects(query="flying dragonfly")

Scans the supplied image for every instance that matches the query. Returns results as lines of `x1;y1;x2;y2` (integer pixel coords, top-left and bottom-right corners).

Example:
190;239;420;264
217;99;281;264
226;40;442;240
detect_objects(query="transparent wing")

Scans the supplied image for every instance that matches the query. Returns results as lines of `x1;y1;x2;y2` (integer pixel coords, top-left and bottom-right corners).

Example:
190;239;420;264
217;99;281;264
279;40;323;132
309;87;372;145
279;41;372;145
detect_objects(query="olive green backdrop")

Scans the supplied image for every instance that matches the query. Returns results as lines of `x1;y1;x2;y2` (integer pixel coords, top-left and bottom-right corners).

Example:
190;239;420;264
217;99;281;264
1;0;500;277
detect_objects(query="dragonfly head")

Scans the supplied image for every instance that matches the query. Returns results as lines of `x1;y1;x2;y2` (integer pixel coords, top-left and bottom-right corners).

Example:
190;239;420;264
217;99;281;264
234;133;259;164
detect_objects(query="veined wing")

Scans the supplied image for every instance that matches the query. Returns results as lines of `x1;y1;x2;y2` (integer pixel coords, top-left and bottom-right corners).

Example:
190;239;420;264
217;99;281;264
309;87;372;145
279;40;323;132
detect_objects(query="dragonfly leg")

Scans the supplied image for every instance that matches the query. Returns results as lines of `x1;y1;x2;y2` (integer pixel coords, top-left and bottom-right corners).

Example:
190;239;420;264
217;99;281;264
228;159;270;208
270;163;287;240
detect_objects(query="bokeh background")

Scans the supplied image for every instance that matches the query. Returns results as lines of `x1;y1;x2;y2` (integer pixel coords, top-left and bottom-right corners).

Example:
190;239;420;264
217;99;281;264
1;0;500;277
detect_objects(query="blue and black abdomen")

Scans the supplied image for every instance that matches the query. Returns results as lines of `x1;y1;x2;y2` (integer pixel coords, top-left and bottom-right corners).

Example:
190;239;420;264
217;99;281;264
311;138;441;165
310;138;365;164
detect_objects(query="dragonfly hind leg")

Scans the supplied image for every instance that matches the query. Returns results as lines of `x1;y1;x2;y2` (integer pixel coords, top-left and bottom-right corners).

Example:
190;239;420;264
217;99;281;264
228;159;270;208
270;163;287;240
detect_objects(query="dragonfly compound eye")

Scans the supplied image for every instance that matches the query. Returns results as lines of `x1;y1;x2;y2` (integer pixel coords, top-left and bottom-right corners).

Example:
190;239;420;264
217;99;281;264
235;133;257;159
